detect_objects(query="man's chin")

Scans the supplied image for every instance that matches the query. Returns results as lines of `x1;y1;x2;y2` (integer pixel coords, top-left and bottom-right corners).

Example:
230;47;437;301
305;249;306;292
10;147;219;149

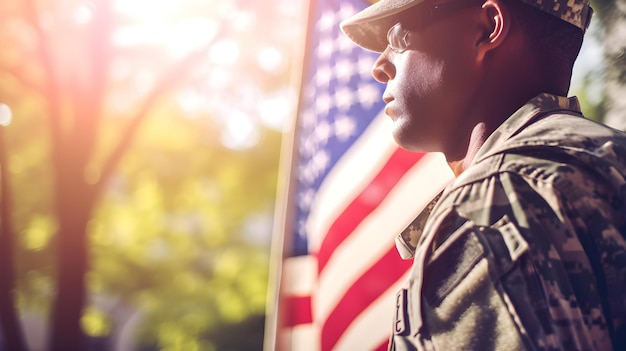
392;135;432;153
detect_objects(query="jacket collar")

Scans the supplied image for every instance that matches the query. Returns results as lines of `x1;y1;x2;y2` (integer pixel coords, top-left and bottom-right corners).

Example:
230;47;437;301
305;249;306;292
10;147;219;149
395;94;581;258
472;93;581;165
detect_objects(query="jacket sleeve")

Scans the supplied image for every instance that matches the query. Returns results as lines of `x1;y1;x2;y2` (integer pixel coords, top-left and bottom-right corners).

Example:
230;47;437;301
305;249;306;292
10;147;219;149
394;167;618;351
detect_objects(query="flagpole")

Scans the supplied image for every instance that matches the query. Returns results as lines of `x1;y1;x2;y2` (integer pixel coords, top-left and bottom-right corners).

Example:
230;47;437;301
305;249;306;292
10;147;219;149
263;0;319;349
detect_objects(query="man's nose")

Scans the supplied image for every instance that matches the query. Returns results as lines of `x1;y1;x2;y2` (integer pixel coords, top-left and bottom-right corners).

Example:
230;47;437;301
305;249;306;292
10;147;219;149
371;49;396;83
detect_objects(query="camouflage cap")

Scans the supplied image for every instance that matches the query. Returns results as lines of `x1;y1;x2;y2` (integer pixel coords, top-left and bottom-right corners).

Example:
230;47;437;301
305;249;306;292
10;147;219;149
340;0;593;52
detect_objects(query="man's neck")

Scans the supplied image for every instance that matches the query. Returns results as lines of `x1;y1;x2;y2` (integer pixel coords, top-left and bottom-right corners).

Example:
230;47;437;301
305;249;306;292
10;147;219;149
446;122;490;177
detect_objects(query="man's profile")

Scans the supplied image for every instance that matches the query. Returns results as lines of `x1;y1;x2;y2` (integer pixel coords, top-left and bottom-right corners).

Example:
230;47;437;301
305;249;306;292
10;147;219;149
340;0;626;349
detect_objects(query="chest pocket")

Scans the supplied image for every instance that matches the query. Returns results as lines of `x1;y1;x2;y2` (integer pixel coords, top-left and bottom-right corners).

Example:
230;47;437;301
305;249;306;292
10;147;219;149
420;215;531;351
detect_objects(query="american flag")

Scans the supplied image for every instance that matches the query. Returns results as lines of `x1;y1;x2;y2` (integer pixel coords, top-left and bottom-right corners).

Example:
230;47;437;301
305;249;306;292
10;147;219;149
268;0;453;350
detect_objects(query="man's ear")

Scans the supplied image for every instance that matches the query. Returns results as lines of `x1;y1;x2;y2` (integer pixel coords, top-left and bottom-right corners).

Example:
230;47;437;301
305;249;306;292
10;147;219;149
475;0;510;63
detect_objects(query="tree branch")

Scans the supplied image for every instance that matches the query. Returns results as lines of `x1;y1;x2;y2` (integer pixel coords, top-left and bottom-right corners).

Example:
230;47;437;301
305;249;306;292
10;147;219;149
22;0;64;160
96;45;214;194
3;64;43;97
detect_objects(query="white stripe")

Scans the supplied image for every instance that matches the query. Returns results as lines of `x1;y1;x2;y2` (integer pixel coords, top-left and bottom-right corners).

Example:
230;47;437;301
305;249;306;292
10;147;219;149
313;153;453;322
279;323;320;351
307;111;396;253
282;256;317;296
333;270;411;351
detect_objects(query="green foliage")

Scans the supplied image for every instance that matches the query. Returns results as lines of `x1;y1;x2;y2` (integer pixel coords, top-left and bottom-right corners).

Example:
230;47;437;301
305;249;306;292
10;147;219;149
572;72;605;122
88;107;279;348
81;306;112;337
0;0;295;349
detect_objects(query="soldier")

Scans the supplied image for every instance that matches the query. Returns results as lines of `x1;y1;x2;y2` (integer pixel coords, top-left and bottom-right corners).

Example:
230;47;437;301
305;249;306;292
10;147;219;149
340;0;626;350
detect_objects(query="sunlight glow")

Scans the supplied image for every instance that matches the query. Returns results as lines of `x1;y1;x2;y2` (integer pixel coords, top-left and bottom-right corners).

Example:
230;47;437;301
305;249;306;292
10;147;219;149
206;67;232;89
169;18;218;57
209;40;240;65
113;0;218;58
114;0;177;19
257;46;283;73
113;18;217;56
74;4;94;24
0;103;12;126
108;0;295;151
221;111;259;149
259;95;291;130
229;11;254;31
176;90;212;117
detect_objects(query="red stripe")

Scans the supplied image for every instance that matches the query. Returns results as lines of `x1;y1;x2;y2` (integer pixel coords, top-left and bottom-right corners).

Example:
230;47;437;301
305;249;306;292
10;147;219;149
316;149;424;273
374;339;390;351
320;246;412;350
282;295;313;327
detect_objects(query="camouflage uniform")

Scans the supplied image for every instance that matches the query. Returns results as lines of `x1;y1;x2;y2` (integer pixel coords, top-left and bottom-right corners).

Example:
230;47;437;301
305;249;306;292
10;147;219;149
390;94;626;351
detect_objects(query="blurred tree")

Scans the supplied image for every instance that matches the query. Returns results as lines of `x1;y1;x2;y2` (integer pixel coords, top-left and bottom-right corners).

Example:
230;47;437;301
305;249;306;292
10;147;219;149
0;111;26;351
0;0;296;350
593;0;626;129
89;114;280;350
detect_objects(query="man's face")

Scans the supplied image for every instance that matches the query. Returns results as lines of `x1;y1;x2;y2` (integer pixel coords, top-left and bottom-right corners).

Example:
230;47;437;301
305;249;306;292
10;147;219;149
372;3;480;153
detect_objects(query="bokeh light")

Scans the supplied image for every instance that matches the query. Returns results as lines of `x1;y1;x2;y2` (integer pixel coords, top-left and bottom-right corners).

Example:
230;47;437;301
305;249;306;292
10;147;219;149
0;0;303;349
209;39;241;65
0;103;12;126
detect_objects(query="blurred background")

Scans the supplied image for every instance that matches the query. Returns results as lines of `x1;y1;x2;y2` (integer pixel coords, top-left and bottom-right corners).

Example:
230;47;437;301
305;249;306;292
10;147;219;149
0;0;616;350
0;0;304;350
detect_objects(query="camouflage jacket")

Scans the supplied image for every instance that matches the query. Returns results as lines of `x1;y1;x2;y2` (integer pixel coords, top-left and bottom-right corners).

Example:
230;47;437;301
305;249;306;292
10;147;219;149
390;94;626;351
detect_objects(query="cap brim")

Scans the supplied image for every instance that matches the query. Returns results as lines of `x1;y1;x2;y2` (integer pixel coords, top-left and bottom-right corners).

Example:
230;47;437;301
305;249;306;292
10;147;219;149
340;0;425;52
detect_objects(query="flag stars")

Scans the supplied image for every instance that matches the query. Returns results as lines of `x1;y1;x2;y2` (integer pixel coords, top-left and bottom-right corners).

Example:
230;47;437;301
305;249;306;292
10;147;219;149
314;121;332;144
334;57;356;83
300;163;316;184
297;219;308;240
358;54;376;79
298;188;315;210
334;86;356;112
335;34;356;55
315;93;332;116
317;11;338;33
295;3;389;233
300;134;317;157
358;83;382;109
301;149;331;184
301;109;317;129
338;2;357;20
317;37;335;61
310;149;331;178
315;65;333;89
334;115;356;141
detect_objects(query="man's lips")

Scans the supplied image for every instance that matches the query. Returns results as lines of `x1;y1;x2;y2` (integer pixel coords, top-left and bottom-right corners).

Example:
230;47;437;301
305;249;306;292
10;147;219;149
382;94;395;118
